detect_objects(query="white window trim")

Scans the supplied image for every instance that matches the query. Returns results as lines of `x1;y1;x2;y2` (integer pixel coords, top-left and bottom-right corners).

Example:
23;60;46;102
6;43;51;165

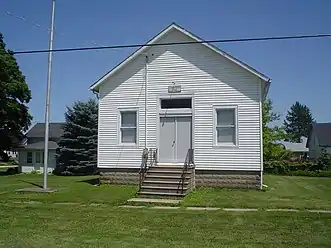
118;107;139;146
213;105;239;147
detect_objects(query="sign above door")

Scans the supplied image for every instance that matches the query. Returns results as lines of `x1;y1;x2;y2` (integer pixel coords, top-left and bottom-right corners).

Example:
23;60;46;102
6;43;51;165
168;85;181;93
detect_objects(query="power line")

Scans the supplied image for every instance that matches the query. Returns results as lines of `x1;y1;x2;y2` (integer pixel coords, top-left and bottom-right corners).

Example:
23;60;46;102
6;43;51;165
3;11;104;47
12;33;331;55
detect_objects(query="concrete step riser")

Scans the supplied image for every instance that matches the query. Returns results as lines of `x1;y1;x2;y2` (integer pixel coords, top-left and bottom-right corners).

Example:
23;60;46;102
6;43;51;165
142;182;188;188
144;176;191;182
149;167;184;172
147;172;191;177
137;192;185;198
141;187;188;193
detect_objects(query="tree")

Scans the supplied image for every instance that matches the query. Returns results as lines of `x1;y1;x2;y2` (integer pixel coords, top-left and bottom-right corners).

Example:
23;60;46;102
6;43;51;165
283;101;314;142
0;33;32;161
55;98;98;175
263;99;290;161
316;148;331;170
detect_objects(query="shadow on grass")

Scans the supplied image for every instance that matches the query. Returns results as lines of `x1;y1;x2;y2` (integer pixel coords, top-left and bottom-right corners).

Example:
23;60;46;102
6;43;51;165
19;180;43;188
0;171;11;176
0;168;19;176
78;178;100;186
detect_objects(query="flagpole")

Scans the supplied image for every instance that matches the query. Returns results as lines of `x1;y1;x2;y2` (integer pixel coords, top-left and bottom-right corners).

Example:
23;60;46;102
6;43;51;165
43;0;56;191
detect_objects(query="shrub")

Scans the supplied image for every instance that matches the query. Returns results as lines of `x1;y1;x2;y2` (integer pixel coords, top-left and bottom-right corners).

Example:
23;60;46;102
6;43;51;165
289;170;331;177
9;157;18;165
264;161;315;175
264;160;331;177
316;148;331;170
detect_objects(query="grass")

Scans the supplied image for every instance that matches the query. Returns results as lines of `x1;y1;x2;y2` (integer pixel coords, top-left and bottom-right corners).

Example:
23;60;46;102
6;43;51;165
0;174;330;247
182;175;331;210
0;204;330;247
0;174;137;205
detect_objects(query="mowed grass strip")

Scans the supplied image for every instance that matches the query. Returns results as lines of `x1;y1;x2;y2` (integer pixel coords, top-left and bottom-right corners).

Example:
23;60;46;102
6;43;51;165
182;175;331;210
0;204;330;248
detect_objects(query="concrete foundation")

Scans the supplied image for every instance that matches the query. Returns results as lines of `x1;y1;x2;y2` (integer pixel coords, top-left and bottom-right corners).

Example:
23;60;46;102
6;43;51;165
99;168;261;189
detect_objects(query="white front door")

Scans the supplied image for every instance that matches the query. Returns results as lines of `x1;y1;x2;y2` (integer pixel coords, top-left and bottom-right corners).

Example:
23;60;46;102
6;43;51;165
34;151;43;171
159;116;192;163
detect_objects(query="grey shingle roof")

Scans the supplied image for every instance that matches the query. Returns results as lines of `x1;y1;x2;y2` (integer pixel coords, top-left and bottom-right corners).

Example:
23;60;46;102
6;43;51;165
26;123;64;138
313;123;331;147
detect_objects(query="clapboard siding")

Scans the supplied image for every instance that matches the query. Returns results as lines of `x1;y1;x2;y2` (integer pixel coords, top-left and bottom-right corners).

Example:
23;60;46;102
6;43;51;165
19;150;56;173
98;29;262;170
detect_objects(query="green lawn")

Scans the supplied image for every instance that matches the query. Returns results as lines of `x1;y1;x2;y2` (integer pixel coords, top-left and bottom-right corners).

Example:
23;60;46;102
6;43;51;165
0;174;137;205
0;174;330;247
0;204;330;248
182;175;331;210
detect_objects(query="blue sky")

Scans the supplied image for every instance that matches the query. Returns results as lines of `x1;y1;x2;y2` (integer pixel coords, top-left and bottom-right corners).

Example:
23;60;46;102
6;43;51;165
1;0;330;126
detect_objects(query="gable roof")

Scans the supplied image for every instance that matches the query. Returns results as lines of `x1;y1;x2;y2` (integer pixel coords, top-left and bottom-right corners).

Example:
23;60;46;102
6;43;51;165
310;123;331;147
26;123;64;138
89;22;271;96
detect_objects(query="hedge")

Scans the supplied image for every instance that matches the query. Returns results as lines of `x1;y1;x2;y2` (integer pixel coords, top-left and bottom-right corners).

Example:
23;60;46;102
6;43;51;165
264;161;331;177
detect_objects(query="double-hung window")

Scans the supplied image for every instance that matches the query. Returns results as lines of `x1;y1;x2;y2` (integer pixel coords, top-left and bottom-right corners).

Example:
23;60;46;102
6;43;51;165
215;107;237;146
35;152;44;163
120;110;137;144
27;152;33;163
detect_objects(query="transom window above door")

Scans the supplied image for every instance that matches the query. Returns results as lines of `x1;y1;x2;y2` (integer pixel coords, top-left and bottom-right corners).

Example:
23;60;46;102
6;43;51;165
161;98;192;109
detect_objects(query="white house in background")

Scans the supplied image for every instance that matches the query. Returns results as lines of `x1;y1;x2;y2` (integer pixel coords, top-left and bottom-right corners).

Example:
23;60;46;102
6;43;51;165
18;123;64;173
276;137;309;158
307;123;331;160
90;23;271;192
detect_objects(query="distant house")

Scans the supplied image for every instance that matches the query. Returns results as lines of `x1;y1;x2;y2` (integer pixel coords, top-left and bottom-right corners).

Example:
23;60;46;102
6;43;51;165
307;123;331;160
17;123;64;173
276;137;308;159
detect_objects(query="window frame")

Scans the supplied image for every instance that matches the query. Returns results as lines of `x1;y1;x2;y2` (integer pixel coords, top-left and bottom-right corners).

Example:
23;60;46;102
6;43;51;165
213;105;238;147
27;151;33;164
118;108;139;146
35;151;44;164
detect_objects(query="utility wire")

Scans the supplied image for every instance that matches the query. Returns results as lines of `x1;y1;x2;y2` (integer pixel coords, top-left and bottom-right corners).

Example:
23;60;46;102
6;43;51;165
12;33;331;55
3;11;104;47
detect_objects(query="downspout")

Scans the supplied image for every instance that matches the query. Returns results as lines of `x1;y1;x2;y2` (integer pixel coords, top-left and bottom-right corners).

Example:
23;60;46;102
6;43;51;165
259;79;271;190
259;79;264;190
144;54;148;149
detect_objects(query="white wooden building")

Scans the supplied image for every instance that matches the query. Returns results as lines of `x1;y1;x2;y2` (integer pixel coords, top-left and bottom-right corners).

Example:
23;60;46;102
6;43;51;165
90;23;271;192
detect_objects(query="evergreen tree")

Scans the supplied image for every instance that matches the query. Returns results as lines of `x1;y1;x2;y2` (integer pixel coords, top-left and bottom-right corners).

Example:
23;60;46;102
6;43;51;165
283;101;314;142
55;98;98;175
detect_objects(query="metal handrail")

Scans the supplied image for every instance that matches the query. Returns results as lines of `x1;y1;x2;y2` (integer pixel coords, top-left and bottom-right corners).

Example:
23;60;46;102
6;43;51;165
178;149;194;194
139;148;158;190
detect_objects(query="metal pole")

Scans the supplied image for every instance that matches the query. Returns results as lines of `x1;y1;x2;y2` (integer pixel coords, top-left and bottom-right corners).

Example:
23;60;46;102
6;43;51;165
43;0;56;191
144;55;148;148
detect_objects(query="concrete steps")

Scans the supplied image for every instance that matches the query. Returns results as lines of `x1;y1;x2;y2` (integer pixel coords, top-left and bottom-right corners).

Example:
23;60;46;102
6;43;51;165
137;191;186;197
137;163;193;198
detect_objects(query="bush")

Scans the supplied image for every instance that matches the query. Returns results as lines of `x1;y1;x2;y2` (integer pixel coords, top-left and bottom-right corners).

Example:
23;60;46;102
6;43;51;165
289;170;331;177
316;148;331;170
53;164;99;176
264;160;331;177
264;161;314;174
9;157;18;165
